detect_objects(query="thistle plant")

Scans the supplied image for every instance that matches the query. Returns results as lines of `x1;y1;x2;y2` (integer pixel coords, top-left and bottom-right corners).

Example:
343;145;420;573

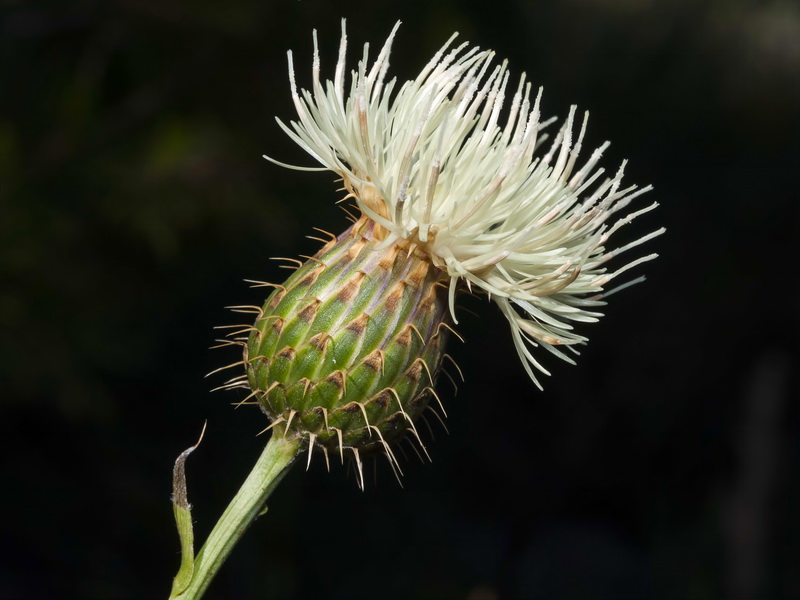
168;21;663;600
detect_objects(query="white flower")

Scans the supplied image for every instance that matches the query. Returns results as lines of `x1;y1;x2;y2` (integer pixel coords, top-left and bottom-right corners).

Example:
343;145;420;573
266;21;664;388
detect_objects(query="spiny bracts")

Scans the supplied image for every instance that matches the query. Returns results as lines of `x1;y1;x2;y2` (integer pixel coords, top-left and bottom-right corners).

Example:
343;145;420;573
242;217;452;485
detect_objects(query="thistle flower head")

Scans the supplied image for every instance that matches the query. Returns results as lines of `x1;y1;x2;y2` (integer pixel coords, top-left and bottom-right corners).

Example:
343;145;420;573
269;21;663;388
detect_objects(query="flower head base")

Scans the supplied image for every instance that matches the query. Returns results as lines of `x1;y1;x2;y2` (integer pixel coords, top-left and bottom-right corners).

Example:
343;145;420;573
242;217;451;487
269;21;663;388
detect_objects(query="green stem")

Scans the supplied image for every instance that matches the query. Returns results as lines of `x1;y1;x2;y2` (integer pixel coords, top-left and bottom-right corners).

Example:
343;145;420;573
171;433;303;600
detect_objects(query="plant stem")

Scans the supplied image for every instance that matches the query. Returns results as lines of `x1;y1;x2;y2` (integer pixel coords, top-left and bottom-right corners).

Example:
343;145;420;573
170;432;303;600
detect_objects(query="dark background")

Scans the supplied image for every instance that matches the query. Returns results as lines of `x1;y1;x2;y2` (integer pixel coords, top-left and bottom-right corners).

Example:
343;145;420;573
1;0;798;598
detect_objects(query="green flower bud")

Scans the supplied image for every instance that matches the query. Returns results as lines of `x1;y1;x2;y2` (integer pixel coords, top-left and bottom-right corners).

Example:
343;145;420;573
244;216;451;483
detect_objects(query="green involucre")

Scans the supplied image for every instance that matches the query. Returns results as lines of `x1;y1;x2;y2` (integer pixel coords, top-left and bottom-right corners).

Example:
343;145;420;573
246;218;450;457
